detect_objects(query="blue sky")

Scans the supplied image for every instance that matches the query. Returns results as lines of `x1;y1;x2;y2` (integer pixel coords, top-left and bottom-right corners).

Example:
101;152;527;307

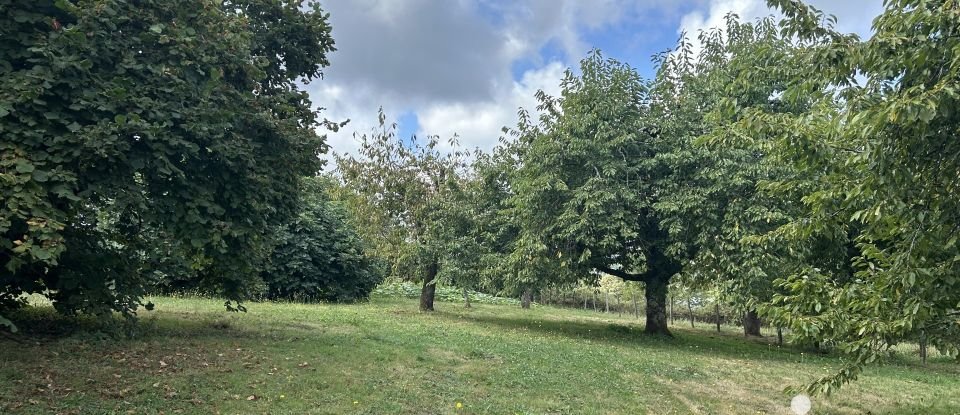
311;0;883;159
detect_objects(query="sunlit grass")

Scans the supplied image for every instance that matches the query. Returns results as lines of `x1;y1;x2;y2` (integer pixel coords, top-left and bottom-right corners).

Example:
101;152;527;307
1;296;957;414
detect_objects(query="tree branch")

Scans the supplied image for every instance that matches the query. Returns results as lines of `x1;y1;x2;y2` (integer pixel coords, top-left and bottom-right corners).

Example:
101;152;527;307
596;266;648;282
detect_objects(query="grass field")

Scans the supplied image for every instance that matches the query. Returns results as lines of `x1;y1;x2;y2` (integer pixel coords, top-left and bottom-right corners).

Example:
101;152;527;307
1;296;958;414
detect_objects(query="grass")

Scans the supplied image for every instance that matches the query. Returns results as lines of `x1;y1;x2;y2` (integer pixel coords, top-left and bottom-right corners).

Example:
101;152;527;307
1;296;958;414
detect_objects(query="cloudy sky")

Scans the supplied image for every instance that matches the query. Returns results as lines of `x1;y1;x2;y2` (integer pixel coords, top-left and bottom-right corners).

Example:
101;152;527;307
310;0;884;160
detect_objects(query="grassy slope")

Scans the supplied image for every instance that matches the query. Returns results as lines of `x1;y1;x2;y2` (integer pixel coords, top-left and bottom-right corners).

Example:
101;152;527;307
1;297;958;415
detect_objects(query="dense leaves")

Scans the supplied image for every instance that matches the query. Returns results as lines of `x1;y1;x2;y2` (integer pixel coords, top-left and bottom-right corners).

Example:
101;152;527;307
503;52;682;334
731;0;960;393
651;16;810;335
0;0;334;317
261;178;382;303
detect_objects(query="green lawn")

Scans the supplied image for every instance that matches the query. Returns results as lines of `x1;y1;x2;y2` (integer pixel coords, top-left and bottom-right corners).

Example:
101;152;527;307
1;296;958;414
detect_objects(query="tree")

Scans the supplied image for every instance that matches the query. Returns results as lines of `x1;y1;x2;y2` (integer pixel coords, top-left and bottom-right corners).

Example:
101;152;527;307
260;177;383;302
333;111;470;312
732;0;960;393
650;15;814;338
0;0;335;320
505;51;681;335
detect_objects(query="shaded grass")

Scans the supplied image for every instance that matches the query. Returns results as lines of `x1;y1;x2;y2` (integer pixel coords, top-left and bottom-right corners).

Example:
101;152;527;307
1;297;958;414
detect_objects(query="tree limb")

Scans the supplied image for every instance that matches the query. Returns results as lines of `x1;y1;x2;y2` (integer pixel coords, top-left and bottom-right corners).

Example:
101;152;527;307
596;265;648;282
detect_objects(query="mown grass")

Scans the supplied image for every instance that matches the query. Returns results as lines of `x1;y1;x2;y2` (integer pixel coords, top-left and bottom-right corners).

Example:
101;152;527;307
1;296;958;414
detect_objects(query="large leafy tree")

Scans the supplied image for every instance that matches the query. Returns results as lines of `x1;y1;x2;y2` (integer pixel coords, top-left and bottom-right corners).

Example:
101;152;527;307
506;52;681;335
732;0;960;393
652;16;813;337
0;0;334;318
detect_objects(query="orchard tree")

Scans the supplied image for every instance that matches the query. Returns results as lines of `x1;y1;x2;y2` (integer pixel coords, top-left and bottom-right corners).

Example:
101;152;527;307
651;15;812;337
0;0;335;321
732;0;960;393
505;52;681;335
334;111;470;311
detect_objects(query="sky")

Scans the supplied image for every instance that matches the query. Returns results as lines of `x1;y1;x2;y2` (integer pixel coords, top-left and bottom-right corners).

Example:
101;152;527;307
310;0;884;161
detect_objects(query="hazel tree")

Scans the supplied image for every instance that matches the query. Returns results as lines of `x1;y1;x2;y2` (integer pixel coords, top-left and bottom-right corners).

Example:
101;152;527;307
0;0;335;320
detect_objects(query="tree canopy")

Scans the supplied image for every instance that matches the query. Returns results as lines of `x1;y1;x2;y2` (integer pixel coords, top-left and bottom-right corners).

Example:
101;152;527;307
1;0;335;317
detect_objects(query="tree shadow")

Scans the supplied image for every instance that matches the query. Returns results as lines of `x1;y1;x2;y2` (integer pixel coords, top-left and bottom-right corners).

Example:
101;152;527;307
2;305;262;342
432;308;832;366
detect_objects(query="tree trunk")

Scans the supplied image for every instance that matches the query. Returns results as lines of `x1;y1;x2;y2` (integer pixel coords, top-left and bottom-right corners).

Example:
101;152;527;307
419;262;438;312
669;294;674;325
776;326;783;346
715;302;721;333
632;291;639;319
617;295;622;317
592;292;598;312
644;276;671;336
521;289;532;309
743;309;762;337
462;286;471;309
688;297;695;328
919;331;928;365
583;295;587;310
605;291;610;313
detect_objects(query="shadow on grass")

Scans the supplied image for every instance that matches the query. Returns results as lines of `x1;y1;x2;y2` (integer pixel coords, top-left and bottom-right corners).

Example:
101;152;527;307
2;305;264;342
431;308;830;366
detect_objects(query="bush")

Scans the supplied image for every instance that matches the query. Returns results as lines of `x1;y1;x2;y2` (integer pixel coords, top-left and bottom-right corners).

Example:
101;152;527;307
260;178;384;302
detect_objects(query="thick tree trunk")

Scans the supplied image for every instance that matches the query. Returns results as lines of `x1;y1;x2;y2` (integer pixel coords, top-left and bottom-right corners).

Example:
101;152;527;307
419;262;438;312
743;309;762;336
583;296;588;310
521;289;532;309
462;287;471;309
644;276;671;336
776;326;783;346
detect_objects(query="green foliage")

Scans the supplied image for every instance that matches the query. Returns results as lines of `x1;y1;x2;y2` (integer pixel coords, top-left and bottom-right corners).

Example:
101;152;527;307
723;0;960;393
260;177;383;303
507;51;662;281
650;15;810;320
0;0;335;317
501;50;685;333
332;110;474;298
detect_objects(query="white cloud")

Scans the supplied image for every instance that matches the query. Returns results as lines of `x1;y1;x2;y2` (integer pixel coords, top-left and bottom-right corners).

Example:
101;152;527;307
678;0;768;56
678;0;883;47
312;0;885;167
314;0;639;163
416;62;566;153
